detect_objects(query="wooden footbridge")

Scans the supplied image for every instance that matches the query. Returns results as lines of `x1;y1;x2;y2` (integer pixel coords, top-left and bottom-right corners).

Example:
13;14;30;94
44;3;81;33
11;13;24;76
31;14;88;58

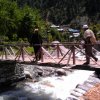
0;41;100;66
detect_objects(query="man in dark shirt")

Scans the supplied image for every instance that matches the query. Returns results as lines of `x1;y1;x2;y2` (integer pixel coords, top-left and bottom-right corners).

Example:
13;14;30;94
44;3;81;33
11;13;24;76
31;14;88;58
30;28;43;61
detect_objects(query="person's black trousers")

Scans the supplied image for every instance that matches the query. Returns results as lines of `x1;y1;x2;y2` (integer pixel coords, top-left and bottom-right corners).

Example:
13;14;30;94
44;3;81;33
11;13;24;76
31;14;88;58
33;45;41;61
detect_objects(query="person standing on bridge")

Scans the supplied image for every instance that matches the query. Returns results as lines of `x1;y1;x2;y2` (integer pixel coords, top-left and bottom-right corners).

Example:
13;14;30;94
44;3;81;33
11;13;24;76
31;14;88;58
82;24;98;65
30;28;43;61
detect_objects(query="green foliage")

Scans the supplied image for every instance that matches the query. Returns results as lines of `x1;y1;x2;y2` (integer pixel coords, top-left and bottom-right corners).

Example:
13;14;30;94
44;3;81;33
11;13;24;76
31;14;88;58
0;0;45;42
26;46;34;54
17;5;46;42
0;0;21;40
49;28;63;42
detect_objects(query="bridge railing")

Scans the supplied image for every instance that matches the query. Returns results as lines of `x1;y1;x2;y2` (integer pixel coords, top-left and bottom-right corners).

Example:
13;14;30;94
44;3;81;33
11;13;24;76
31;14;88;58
0;42;99;65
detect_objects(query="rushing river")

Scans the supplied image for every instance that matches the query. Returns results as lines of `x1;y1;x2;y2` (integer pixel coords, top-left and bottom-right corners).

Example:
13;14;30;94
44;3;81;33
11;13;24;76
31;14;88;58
0;65;94;100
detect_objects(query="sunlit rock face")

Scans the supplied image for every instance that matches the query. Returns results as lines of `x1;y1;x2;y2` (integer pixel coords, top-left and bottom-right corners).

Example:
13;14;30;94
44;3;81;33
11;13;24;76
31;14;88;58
0;60;25;89
55;68;67;76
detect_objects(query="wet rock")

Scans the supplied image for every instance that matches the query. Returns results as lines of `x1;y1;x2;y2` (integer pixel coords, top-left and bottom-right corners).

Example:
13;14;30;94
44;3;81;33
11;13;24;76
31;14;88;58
0;60;25;88
94;70;100;78
73;88;86;94
0;95;18;100
24;70;32;79
70;90;83;97
41;81;54;87
37;71;43;76
88;76;100;83
55;69;66;76
76;84;91;91
67;95;78;100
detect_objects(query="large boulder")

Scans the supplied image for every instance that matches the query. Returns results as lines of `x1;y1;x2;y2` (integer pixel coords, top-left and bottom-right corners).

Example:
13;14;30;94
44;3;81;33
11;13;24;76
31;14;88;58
0;60;25;88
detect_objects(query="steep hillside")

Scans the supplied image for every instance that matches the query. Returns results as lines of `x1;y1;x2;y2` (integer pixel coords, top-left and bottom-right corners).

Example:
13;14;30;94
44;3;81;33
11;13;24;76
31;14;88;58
16;0;100;24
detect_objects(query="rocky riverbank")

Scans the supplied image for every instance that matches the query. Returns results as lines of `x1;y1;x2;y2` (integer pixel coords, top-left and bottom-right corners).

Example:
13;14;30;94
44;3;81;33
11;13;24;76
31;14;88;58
0;61;100;100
